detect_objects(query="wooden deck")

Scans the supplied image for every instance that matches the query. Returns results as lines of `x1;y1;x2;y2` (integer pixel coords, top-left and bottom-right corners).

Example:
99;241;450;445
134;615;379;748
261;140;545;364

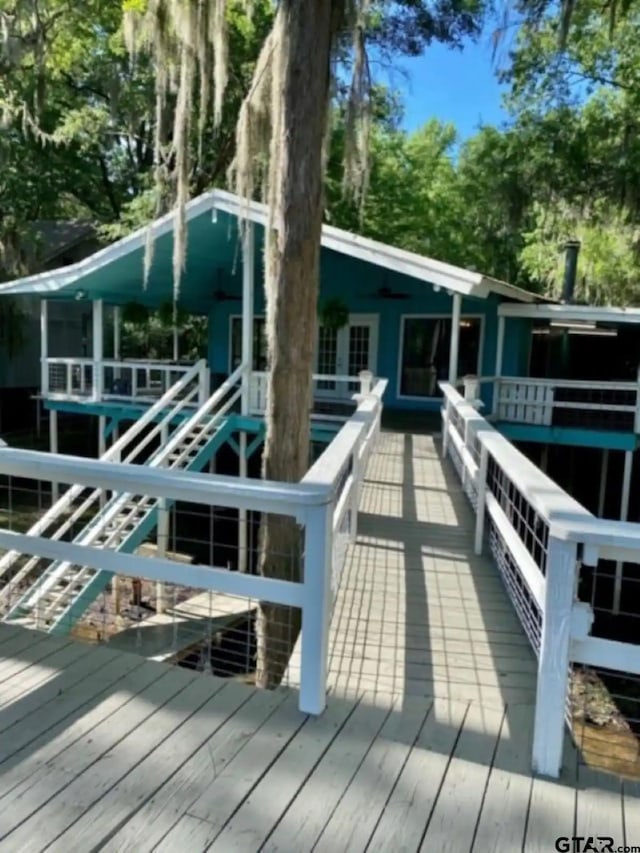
0;430;638;851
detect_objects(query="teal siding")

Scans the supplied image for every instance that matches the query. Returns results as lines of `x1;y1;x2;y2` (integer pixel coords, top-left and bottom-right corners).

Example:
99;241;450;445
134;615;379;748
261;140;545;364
502;317;533;377
207;247;503;412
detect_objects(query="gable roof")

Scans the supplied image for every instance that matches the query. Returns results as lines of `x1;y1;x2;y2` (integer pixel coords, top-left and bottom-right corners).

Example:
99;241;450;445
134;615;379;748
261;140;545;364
0;189;539;303
30;220;96;265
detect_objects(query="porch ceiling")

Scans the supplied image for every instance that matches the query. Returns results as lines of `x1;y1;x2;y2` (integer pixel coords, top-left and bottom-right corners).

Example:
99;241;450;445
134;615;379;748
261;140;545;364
0;206;243;312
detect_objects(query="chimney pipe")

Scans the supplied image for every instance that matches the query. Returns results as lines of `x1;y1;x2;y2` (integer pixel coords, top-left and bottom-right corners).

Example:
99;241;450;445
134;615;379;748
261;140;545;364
561;239;581;303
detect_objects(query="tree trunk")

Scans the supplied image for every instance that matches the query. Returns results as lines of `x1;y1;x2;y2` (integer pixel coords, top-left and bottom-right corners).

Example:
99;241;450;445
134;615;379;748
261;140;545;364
255;0;338;688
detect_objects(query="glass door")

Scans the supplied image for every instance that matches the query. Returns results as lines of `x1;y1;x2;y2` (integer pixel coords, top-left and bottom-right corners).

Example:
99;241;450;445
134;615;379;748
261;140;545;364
316;314;379;399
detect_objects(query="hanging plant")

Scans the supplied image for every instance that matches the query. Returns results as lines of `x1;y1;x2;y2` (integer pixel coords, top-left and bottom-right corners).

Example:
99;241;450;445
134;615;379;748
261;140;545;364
319;297;349;332
122;301;149;325
157;300;188;328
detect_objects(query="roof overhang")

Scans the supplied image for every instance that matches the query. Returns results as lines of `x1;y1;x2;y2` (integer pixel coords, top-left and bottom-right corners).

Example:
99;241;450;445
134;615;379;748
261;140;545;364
0;189;539;303
499;302;640;324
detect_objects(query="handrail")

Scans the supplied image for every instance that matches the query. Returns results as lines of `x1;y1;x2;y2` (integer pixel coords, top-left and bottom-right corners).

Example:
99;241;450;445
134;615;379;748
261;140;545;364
495;375;638;392
0;360;205;576
441;383;593;531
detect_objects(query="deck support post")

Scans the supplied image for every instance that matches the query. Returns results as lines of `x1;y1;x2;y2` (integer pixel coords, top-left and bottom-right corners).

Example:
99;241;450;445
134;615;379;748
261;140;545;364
448;292;462;385
300;502;333;714
40;299;49;398
540;445;549;474
157;423;169;613
92;299;104;402
237;222;254;575
238;435;248;573
98;415;106;509
613;449;633;613
597;448;609;517
532;535;577;777
49;408;59;503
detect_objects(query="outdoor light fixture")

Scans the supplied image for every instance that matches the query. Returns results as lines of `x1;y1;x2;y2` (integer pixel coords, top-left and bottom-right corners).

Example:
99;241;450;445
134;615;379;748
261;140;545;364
567;327;617;337
549;320;597;331
74;290;87;301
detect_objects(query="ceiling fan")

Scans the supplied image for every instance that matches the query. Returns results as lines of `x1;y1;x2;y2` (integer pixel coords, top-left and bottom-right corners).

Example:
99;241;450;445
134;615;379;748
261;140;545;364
213;288;241;302
212;267;241;302
360;285;411;300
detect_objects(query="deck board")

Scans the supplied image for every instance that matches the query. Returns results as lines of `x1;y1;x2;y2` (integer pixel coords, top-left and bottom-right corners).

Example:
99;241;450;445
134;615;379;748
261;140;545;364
0;430;637;851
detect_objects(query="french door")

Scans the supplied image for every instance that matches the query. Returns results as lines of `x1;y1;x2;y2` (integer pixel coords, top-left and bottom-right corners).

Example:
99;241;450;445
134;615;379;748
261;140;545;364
315;314;379;398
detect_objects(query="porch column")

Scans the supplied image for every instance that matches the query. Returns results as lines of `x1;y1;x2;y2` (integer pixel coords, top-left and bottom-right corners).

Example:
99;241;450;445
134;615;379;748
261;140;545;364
238;223;254;575
92;299;104;401
613;449;633;613
448;292;462;384
495;315;505;379
113;306;121;359
494;314;505;416
241;222;255;414
173;325;179;362
40;299;49;398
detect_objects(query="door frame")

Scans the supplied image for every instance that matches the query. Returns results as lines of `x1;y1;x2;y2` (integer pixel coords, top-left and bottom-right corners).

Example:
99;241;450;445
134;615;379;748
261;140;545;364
315;313;379;399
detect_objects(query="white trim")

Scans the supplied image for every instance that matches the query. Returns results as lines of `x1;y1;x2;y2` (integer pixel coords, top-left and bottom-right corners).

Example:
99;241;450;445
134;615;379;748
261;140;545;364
499;302;640;323
0;189;537;304
396;313;485;401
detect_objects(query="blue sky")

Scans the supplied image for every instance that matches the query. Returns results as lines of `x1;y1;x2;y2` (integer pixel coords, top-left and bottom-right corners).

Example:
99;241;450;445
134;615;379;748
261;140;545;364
394;33;511;140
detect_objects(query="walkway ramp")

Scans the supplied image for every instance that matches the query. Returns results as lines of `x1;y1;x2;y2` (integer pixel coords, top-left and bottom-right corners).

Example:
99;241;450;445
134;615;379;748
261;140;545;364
0;362;240;634
287;429;537;706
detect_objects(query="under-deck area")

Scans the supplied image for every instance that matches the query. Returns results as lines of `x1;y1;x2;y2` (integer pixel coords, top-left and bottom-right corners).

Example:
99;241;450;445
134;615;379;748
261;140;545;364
0;430;637;852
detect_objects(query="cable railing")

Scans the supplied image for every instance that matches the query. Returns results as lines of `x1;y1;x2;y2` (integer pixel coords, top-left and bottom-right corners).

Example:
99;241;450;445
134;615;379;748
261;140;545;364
442;381;640;778
0;375;387;715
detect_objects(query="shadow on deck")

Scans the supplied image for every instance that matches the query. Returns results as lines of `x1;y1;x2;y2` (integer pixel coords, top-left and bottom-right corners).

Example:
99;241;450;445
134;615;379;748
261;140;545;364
0;429;637;850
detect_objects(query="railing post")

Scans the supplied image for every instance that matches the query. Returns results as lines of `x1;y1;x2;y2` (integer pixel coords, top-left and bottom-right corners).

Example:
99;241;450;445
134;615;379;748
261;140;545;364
299;501;333;714
359;370;373;395
635;366;640;434
442;398;450;460
350;433;364;544
463;375;480;408
474;444;489;555
532;534;577;777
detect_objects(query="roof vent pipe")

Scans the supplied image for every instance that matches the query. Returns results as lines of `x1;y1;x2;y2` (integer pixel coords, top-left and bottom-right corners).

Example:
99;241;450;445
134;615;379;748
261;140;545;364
561;239;581;304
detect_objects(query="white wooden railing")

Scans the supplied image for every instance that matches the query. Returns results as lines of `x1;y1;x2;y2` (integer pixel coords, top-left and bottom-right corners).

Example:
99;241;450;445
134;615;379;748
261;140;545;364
0;377;386;715
473;374;640;432
43;357;207;405
442;382;640;777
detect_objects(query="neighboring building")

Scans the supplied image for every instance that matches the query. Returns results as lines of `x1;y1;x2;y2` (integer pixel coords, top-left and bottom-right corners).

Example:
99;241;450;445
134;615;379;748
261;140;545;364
0;221;99;431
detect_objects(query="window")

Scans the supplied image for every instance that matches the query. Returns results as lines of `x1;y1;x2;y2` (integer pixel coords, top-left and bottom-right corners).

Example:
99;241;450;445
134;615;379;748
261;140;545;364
230;317;267;371
399;316;482;398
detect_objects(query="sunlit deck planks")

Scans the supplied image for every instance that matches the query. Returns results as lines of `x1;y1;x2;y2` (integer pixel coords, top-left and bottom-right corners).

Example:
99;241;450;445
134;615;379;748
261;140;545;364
0;429;637;851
